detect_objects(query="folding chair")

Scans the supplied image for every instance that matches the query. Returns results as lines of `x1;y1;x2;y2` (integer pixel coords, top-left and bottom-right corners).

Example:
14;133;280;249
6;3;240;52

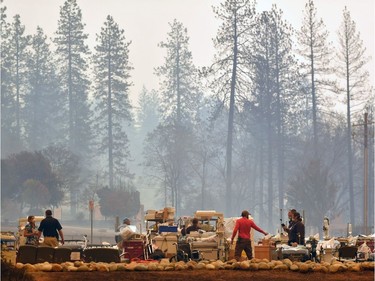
338;245;358;262
53;247;72;263
83;248;120;263
16;245;37;264
36;246;55;263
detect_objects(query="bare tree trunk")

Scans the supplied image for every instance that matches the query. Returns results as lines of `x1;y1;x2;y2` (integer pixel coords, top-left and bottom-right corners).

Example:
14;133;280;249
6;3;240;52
225;15;238;217
345;60;355;226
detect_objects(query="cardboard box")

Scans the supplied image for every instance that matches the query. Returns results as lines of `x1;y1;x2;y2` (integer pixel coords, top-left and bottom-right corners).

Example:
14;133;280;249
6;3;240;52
254;245;275;260
145;213;156;220
198;249;218;260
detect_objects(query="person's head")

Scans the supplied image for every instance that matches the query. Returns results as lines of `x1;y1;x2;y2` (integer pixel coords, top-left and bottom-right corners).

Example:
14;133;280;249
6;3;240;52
288;209;297;220
241;210;250;218
292;212;301;221
27;215;35;223
192;218;199;225
45;210;52;217
123;218;130;225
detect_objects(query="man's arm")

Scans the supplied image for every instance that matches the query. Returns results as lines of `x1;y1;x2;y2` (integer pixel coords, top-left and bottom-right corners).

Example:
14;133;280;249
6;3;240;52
231;221;239;244
251;221;268;235
37;221;43;240
58;229;64;245
296;223;305;245
282;225;290;233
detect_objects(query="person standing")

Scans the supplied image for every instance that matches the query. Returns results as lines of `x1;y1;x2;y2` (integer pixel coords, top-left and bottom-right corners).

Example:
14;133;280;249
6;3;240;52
118;218;131;232
282;209;297;234
24;215;39;245
115;217;131;243
231;210;268;260
37;210;64;247
287;212;305;246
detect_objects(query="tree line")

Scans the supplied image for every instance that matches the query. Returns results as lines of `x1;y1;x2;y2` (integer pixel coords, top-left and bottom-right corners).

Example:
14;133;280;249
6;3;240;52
1;0;373;234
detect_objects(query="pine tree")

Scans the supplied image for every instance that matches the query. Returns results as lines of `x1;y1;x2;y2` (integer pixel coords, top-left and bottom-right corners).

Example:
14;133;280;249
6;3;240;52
150;19;201;215
136;86;160;136
155;19;201;125
24;26;62;150
53;0;92;160
0;2;15;155
92;15;133;189
210;0;256;216
1;13;30;155
249;6;305;228
53;0;92;215
296;0;334;149
336;6;372;227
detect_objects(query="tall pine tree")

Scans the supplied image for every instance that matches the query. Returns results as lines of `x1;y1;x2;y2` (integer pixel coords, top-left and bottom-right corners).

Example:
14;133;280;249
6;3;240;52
24;26;62;150
1;14;30;155
53;0;92;215
210;0;256;216
296;0;334;149
150;19;201;215
249;6;304;229
336;6;373;228
92;15;133;189
0;2;15;156
53;0;92;160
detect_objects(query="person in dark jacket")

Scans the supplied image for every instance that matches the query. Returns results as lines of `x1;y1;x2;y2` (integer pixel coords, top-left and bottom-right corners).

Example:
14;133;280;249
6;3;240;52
287;212;305;246
185;218;201;234
37;209;64;247
282;209;297;234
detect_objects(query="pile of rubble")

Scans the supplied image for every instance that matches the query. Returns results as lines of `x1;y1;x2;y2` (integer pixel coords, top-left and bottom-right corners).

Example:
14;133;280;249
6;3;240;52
15;258;374;273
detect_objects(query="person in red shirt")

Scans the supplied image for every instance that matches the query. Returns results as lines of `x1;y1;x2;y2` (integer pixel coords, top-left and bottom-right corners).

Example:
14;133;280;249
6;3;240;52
231;210;268;260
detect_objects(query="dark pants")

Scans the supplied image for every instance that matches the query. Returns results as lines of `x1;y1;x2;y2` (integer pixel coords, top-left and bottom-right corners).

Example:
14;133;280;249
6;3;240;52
234;238;252;260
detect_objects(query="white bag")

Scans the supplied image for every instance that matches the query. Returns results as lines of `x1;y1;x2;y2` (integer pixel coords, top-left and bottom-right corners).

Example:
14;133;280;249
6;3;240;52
120;225;135;240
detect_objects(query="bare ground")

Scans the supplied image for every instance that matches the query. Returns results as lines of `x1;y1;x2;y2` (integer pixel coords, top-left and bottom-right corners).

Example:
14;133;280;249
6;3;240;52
27;270;374;281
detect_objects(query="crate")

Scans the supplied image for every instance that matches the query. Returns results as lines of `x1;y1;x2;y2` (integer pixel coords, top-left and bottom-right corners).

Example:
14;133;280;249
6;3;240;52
190;241;219;261
154;235;177;255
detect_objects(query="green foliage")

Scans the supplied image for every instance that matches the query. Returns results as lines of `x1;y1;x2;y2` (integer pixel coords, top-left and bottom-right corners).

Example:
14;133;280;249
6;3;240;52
1;14;30;155
155;19;201;125
287;157;340;229
21;179;51;208
41;145;83;215
92;15;133;188
23;26;62;151
41;145;81;192
144;19;203;214
1;151;64;211
96;187;140;218
53;0;92;159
